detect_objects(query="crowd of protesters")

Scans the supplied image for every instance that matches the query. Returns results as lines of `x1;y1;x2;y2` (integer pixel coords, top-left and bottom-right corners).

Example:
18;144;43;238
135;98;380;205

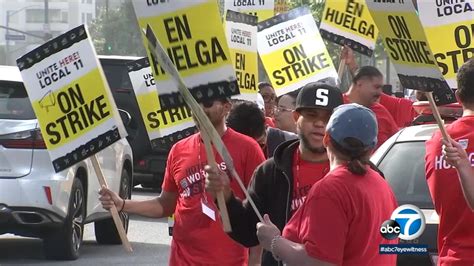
98;47;474;265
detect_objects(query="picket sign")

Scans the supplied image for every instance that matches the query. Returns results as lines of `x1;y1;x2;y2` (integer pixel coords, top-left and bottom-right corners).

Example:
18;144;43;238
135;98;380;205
90;155;133;252
144;25;265;225
319;0;378;57
142;25;230;231
16;24;132;253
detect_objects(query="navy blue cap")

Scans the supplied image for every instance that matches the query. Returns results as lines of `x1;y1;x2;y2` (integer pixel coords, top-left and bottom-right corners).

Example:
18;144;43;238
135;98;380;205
326;103;378;151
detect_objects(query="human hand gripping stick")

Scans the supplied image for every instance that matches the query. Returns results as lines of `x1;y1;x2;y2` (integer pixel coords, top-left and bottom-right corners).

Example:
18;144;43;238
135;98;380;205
204;165;232;202
442;138;470;168
98;186;124;212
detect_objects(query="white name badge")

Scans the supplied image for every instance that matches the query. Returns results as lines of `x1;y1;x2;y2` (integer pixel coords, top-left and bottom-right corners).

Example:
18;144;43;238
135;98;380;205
201;200;216;221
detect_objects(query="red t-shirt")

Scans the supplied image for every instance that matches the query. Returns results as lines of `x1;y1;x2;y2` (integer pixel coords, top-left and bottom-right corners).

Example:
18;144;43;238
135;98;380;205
425;116;474;265
343;94;399;149
283;166;398;265
291;148;330;215
162;128;266;266
379;93;417;128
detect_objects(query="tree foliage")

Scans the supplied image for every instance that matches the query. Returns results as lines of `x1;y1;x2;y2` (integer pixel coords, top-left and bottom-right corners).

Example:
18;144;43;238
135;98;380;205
89;1;146;56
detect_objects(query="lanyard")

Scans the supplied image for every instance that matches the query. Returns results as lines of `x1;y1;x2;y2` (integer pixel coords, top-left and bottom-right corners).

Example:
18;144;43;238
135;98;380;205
295;148;301;192
197;137;209;203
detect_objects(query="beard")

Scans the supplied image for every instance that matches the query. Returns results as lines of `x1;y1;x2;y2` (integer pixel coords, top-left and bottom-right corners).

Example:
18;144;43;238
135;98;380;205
299;132;326;154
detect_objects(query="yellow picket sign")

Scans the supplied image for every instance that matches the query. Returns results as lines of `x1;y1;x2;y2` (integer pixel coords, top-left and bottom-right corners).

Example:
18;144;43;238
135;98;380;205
127;58;195;149
372;11;437;68
32;69;113;149
366;1;456;106
17;25;127;172
258;7;337;97
319;0;378;56
419;2;474;89
17;25;132;252
260;41;335;89
225;10;258;102
132;0;239;109
424;23;472;86
230;49;258;92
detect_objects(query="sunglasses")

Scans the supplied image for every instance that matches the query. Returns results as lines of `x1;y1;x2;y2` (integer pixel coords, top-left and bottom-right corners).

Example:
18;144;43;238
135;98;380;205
201;100;214;108
201;98;230;108
274;106;294;113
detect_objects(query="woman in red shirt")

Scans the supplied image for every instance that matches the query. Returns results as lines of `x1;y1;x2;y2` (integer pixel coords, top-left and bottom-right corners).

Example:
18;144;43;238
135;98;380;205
256;104;398;266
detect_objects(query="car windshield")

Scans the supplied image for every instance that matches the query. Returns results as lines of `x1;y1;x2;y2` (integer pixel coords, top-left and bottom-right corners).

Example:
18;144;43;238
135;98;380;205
0;81;36;120
377;141;434;209
101;63;133;90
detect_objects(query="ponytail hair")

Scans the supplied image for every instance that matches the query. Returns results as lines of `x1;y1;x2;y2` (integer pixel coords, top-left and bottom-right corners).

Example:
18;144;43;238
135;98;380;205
329;136;370;176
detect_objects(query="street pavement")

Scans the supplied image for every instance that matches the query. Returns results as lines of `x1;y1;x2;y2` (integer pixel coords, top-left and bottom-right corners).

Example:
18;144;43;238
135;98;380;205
0;188;171;265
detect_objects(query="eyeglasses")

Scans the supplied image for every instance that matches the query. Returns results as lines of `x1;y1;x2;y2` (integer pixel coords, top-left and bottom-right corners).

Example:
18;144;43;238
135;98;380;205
201;100;214;108
201;98;229;108
261;94;276;103
274;106;294;113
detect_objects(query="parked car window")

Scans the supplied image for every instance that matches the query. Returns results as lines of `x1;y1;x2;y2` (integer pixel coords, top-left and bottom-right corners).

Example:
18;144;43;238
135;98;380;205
0;82;35;120
102;64;133;90
378;141;434;209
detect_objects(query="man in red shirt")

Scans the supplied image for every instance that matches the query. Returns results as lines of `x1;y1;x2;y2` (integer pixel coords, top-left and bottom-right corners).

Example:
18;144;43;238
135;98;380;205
99;97;266;265
343;66;399;149
341;46;402;147
256;103;398;265
425;58;474;265
379;93;417;127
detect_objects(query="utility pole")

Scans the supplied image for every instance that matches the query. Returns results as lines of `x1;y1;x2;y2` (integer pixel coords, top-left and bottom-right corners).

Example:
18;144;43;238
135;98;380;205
5;11;10;65
3;4;45;65
44;0;50;40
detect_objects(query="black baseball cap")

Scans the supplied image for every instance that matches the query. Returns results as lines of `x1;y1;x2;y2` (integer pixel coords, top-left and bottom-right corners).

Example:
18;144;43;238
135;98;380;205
295;82;344;112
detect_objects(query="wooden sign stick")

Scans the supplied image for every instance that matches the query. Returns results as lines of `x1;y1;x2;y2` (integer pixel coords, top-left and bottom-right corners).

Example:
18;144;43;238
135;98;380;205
426;91;450;142
143;25;264;224
338;58;346;81
200;129;232;232
91;155;133;252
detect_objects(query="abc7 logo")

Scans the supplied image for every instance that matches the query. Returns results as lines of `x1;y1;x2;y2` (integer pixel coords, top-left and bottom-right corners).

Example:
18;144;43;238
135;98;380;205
380;204;426;241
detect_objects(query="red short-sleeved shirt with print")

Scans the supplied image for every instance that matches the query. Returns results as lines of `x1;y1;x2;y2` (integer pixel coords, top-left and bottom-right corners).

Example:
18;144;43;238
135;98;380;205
283;166;398;265
162;128;265;266
425;116;474;265
290;148;330;215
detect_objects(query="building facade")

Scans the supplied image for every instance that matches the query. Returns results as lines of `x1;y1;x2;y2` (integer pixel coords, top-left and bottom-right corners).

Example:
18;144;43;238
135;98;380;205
0;0;96;65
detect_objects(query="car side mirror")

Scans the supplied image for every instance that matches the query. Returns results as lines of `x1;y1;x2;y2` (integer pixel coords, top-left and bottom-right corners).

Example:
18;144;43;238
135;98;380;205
118;109;132;127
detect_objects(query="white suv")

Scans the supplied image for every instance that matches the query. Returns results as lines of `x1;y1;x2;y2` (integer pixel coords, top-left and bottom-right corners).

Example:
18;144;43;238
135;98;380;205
0;65;133;260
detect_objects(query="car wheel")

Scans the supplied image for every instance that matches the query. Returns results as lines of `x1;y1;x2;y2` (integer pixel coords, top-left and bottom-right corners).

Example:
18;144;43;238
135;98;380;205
43;178;85;260
140;173;163;191
95;169;131;244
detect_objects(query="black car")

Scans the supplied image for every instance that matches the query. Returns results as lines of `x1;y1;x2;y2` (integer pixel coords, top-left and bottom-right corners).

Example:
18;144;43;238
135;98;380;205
99;55;168;189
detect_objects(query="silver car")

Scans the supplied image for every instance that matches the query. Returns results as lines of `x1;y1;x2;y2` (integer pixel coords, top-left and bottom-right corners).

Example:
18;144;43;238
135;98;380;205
371;123;441;266
0;65;133;260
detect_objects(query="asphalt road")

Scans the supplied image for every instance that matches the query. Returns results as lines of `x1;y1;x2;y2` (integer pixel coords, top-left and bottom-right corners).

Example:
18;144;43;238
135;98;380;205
0;188;172;265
